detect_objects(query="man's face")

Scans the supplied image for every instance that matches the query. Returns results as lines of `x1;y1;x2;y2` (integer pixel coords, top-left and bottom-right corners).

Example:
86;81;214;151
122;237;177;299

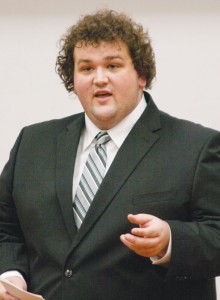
73;41;146;130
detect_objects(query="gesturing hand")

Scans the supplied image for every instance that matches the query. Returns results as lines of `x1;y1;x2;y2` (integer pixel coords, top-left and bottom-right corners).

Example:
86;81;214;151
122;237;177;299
120;214;170;258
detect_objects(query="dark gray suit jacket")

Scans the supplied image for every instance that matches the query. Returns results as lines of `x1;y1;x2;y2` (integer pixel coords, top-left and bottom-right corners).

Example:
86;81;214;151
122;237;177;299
1;92;220;299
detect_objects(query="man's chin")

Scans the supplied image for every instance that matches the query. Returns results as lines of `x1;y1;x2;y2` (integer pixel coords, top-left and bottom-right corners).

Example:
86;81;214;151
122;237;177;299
91;109;118;129
93;107;117;121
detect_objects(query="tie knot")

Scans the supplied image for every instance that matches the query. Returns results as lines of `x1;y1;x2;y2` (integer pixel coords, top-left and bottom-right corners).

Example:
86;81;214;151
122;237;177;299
96;131;111;145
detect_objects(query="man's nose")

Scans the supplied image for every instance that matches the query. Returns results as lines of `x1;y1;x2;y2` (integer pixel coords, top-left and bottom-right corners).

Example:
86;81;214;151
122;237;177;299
93;68;108;85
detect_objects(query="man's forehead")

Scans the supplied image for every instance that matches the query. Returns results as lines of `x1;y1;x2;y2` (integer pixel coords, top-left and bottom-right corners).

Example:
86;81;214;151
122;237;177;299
75;39;123;49
74;40;129;58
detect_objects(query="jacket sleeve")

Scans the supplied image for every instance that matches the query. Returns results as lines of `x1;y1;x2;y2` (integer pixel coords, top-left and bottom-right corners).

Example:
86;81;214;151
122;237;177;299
166;131;220;280
0;129;29;279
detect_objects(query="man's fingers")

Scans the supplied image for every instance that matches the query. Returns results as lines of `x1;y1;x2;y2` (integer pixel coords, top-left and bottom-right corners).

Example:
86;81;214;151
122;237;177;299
120;234;160;257
131;227;156;238
120;233;158;248
122;214;170;258
127;213;154;226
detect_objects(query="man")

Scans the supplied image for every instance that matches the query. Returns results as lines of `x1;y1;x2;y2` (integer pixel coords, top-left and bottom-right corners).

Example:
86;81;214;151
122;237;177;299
0;9;220;300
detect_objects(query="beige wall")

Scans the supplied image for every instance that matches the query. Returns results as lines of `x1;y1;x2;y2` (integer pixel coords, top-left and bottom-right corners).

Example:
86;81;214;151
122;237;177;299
0;0;220;296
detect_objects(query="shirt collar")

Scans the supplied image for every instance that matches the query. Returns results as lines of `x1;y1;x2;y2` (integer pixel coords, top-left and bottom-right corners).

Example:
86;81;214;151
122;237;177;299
83;93;147;151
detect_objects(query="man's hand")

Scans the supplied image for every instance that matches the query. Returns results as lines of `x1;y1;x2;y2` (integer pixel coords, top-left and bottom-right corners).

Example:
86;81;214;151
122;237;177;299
0;276;27;300
120;214;170;258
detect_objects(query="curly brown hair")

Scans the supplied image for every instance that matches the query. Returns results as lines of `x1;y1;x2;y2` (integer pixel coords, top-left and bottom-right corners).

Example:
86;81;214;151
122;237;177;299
56;9;156;92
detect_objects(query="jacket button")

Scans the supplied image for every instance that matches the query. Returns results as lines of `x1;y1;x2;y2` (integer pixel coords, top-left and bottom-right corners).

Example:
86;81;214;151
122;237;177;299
64;269;73;278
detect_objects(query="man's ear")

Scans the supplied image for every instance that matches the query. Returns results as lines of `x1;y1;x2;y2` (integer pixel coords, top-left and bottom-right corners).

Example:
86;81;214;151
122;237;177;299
138;76;147;89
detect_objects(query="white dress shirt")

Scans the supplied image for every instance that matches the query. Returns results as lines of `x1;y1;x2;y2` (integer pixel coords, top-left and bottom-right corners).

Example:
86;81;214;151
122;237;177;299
72;94;147;199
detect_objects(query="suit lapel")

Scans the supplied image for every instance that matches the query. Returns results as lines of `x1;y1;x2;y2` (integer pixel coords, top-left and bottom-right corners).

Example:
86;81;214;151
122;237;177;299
56;114;85;240
71;94;162;249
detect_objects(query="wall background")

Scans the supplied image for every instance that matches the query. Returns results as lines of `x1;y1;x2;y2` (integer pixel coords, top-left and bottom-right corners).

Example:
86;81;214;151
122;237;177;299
0;0;220;295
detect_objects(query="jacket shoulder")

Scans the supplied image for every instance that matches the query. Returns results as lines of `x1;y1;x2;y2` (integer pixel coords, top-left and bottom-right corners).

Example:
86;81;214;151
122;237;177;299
159;110;220;139
23;112;84;134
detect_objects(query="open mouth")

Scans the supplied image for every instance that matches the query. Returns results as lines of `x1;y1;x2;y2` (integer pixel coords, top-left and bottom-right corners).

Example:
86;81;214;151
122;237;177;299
95;93;112;98
94;90;112;99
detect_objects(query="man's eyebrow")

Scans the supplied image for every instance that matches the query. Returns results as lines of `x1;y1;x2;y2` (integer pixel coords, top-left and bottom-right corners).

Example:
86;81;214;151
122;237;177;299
77;59;91;65
77;56;124;64
104;55;124;61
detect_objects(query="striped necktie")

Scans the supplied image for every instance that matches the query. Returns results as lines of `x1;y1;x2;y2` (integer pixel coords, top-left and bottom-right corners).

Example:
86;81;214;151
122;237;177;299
73;132;111;228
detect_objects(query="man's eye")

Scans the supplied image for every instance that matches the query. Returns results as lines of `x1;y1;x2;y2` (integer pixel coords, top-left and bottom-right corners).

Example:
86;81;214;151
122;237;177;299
82;66;93;72
108;64;118;69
